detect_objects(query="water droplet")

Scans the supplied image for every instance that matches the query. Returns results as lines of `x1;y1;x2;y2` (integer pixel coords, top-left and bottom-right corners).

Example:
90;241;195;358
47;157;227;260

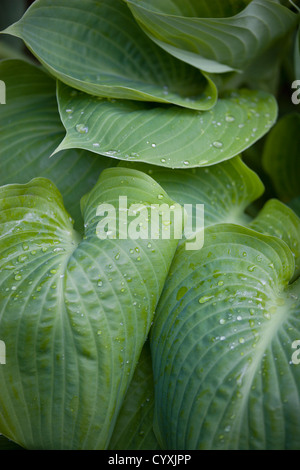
247;265;256;272
183;161;190;166
199;295;214;304
93;142;100;147
212;141;223;149
151;143;156;148
75;124;89;134
14;274;22;281
239;337;245;344
160;158;166;163
157;194;164;200
23;243;29;251
225;115;235;122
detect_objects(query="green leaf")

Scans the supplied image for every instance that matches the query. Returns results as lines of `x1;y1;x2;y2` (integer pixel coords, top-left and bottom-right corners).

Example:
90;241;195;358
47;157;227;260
119;156;264;227
0;169;180;449
125;0;297;74
250;198;300;280
108;341;160;450
0;59;116;232
2;0;217;110
55;81;277;168
262;113;300;202
151;222;300;449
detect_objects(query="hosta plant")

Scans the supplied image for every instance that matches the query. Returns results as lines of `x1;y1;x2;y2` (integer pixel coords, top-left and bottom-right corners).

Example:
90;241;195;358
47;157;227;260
0;0;300;450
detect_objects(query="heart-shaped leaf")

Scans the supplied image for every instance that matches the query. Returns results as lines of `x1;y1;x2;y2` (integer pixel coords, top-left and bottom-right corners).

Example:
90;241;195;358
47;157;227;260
0;168;180;449
55;81;277;168
151;218;300;449
2;0;217;110
0;59;116;231
125;0;297;73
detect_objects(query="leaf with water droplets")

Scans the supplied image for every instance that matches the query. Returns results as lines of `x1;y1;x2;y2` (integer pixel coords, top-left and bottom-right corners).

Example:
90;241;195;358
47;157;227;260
0;168;180;449
2;0;217;110
55;81;277;168
0;59;116;233
150;197;300;449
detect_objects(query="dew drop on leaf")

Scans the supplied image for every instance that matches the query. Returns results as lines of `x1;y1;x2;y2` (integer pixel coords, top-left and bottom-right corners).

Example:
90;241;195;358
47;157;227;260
212;141;223;149
75;124;89;134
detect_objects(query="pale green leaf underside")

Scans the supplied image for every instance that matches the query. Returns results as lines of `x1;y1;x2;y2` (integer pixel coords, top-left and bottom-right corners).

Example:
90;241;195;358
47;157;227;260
151;223;300;450
263;113;300;202
55;82;277;168
0;59;116;232
3;0;217;110
0;169;179;449
125;0;297;73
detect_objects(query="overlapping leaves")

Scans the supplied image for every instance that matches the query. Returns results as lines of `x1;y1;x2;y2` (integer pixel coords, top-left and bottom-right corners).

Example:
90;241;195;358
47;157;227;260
0;169;181;449
0;0;299;452
3;0;217;110
56;81;277;168
0;59;116;231
125;0;297;73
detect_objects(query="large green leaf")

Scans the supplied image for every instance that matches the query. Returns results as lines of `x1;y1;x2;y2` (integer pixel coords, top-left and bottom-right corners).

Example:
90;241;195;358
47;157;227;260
125;0;297;73
151;220;300;449
2;0;217;110
0;59;116;231
262;113;300;202
250;198;300;280
55;81;277;168
0;168;180;449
